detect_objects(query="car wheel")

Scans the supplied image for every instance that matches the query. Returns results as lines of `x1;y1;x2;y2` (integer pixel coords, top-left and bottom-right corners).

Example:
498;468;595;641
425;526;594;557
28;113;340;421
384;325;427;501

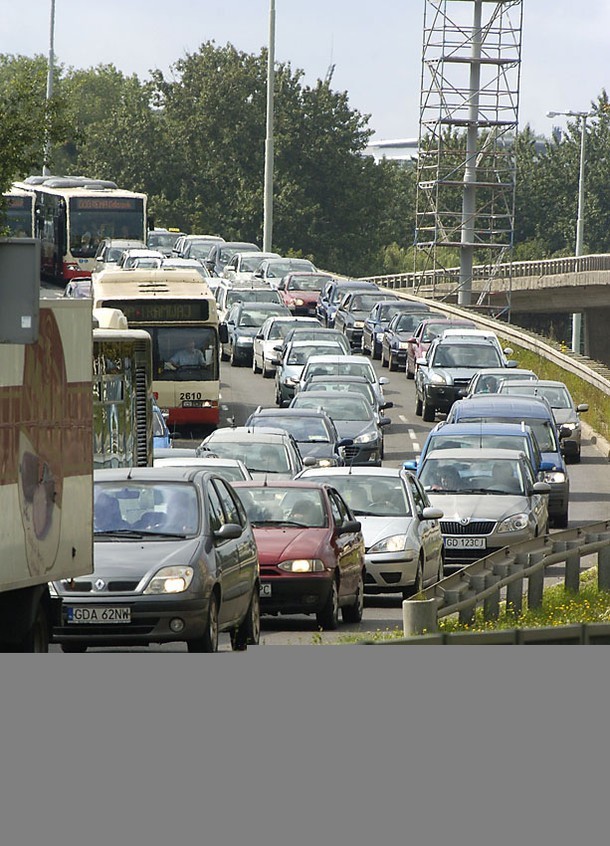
230;587;261;651
436;552;445;584
415;394;423;416
422;399;436;422
403;556;424;599
220;345;229;362
406;358;415;379
275;386;282;406
381;346;388;367
342;571;364;624
262;360;273;378
188;593;219;652
252;354;261;374
61;643;87;653
389;351;398;371
17;602;49;652
573;449;581;464
372;341;381;361
317;579;339;631
229;345;239;367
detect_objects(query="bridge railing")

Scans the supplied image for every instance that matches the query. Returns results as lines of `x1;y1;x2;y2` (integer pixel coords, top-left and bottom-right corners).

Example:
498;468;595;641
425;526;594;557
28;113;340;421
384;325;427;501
360;252;610;291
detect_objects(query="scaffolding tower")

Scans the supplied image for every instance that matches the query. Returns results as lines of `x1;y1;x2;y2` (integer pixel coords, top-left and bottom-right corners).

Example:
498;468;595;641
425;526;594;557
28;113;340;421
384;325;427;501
415;0;523;319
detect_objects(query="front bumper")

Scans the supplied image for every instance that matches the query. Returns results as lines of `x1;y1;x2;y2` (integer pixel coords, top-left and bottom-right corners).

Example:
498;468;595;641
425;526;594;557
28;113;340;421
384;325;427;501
259;570;333;616
52;594;209;647
425;384;463;412
364;551;420;593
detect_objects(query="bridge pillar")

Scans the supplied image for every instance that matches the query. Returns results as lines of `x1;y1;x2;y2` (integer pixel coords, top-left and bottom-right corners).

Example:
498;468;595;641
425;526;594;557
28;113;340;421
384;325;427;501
582;306;610;363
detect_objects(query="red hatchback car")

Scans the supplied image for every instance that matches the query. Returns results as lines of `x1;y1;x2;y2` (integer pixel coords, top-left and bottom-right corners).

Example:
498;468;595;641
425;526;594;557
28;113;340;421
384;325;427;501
233;481;365;630
277;272;333;317
405;317;477;379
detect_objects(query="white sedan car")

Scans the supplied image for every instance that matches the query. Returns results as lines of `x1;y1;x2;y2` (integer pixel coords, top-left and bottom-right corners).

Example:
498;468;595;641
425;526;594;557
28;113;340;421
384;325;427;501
295;466;444;598
252;315;320;378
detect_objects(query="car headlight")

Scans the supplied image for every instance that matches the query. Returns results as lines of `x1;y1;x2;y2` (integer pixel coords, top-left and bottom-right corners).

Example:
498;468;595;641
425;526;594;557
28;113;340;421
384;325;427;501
376;332;384;340
429;372;448;384
285;377;300;386
399;342;409;350
143;566;195;594
368;535;416;555
354;321;364;328
294;298;304;306
541;470;566;484
354;431;377;444
316;458;338;467
561;422;579;432
497;513;530;533
278;559;325;572
236;336;253;345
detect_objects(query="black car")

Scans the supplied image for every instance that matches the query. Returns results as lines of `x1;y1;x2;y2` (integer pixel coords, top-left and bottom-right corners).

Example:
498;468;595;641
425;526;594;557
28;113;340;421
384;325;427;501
333;290;396;350
219;301;291;366
289;391;390;466
205;241;260;277
415;336;511;422
245;407;353;468
381;310;439;371
316;279;379;328
362;299;433;359
51;467;261;653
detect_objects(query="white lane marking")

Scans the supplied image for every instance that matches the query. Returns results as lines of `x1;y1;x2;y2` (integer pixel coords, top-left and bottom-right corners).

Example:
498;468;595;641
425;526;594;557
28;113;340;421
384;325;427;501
408;428;420;453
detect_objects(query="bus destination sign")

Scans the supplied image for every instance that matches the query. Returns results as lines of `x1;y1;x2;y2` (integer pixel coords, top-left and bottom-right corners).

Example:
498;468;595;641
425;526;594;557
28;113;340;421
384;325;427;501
104;300;210;322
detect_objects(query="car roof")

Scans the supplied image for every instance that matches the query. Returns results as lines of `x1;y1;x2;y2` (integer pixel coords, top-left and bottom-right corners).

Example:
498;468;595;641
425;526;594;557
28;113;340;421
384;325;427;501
294;390;370;405
94;466;210;482
305;354;372;364
424;447;527;461
152;448;197;459
431;422;534;436
298;466;402;478
232;479;330;490
203;427;293;443
250;407;331;419
307;374;369;383
433;335;501;347
454;395;554;416
473;367;535;376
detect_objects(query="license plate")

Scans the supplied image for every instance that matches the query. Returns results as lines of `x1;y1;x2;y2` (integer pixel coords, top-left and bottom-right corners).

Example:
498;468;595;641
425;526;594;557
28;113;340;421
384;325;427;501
444;537;486;550
259;583;272;597
66;606;131;624
182;400;203;407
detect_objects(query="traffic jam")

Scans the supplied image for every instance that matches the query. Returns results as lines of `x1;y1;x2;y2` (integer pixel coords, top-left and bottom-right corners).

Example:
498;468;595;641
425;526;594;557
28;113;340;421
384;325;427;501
59;229;592;652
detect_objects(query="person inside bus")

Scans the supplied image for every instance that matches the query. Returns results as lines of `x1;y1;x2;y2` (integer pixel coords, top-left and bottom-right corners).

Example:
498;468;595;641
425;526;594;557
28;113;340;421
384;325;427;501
166;339;205;369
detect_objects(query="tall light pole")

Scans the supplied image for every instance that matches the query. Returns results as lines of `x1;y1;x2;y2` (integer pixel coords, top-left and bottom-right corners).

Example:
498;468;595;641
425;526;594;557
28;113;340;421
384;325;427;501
43;0;56;176
546;108;595;353
262;0;276;252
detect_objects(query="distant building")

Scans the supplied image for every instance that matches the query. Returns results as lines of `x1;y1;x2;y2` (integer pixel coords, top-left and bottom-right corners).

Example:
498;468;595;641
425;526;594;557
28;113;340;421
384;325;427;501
362;138;419;165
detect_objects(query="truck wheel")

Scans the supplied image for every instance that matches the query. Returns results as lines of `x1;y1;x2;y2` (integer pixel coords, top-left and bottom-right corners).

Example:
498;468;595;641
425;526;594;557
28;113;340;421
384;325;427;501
415;395;423;416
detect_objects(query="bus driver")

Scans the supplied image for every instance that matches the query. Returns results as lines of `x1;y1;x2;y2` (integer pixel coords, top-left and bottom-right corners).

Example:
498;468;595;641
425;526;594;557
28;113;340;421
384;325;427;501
167;339;205;370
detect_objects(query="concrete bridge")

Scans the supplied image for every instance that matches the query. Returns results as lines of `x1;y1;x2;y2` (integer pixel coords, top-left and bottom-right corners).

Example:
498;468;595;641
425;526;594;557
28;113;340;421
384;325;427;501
364;254;610;367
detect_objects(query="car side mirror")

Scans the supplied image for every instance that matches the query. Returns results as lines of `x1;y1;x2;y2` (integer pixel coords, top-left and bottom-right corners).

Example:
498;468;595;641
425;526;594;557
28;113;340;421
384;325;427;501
378;377;389;386
302;456;317;467
403;459;418;471
577;403;589;412
336;437;354;449
337;519;361;535
379;416;391;427
503;347;514;356
380;401;394;410
421;506;443;521
559;425;571;440
214;523;243;541
505;360;519;368
416;357;427;366
531;482;551;495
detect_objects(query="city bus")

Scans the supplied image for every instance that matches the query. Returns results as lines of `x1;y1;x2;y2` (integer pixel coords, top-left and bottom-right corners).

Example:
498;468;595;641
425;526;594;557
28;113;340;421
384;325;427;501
93;307;154;469
92;269;220;429
12;175;147;285
1;187;35;237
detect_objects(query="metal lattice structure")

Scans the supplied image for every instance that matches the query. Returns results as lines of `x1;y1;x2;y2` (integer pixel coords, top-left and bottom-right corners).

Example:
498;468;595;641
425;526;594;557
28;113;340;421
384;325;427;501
415;0;523;319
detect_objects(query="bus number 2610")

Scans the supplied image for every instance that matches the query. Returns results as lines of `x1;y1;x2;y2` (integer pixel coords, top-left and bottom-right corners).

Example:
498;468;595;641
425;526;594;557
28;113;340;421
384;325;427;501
180;392;203;401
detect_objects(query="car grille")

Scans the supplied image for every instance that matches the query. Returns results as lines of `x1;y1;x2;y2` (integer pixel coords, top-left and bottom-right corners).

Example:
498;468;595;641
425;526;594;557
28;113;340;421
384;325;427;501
54;623;158;637
61;579;141;593
453;378;472;387
444;549;488;565
440;520;496;535
379;572;402;584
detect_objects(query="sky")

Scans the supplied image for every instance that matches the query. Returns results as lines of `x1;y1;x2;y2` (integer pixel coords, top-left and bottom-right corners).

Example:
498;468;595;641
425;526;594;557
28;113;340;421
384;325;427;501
2;1;610;141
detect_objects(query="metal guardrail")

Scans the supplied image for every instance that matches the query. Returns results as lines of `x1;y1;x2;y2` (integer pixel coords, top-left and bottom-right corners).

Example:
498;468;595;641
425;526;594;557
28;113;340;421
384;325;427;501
395;521;610;639
363;623;610;644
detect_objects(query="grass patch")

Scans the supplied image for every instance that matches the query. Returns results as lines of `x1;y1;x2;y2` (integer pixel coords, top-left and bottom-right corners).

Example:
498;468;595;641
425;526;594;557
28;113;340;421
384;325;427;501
338;567;610;643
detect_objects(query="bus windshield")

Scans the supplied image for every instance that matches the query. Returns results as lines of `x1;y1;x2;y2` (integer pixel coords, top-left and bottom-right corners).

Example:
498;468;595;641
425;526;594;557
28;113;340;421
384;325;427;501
142;326;219;382
69;199;145;258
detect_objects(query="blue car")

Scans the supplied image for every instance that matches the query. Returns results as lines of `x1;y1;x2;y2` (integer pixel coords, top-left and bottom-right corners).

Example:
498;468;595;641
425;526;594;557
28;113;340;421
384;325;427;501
404;421;549;478
152;403;172;450
443;395;570;528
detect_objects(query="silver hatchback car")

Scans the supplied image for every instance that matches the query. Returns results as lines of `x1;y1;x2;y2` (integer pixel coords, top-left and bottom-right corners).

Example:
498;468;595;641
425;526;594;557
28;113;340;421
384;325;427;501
295;466;444;598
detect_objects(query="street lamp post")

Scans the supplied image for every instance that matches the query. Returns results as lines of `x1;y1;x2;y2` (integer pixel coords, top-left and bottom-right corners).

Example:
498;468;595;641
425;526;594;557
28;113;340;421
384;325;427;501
546;108;595;354
262;0;276;253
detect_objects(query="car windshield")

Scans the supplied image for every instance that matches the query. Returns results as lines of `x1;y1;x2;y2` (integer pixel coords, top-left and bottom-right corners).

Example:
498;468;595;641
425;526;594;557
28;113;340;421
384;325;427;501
295;395;371;422
268;321;299;340
188;242;216;259
239;308;283;327
425;434;531;459
220;245;257;263
239;256;266;272
287;344;341;365
350;294;386;312
312;474;410;517
94;483;199;536
148;233;178;250
251;417;331;443
458;416;559;452
303;361;375;382
501;385;571;408
236;487;328;527
431;345;503;368
396;313;429;332
303;380;376;404
204;441;291;474
378;303;400;320
419;458;527;496
286;274;328;291
227;290;280;307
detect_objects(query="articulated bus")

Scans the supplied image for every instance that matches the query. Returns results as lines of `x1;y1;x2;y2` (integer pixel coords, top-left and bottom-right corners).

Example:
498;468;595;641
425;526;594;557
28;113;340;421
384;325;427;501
92;269;220;429
1;187;35;237
93;307;154;469
12;175;147;285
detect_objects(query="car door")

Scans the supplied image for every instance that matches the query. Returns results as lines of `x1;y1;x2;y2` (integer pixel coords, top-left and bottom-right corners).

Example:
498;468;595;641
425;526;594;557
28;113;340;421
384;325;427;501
406;474;444;582
209;478;255;624
327;490;363;602
334;293;351;334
